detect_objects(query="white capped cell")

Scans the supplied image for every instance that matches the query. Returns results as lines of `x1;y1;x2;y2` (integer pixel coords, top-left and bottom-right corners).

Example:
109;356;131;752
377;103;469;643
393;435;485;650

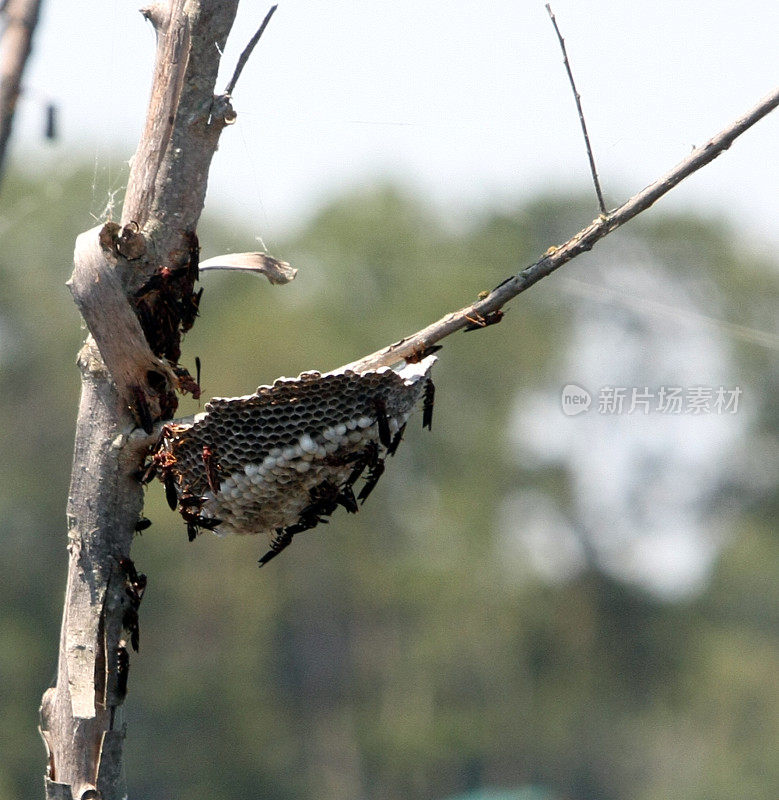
299;434;317;454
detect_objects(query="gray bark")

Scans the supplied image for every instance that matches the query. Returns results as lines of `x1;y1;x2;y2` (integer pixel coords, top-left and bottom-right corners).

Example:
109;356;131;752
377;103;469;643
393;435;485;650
38;2;241;797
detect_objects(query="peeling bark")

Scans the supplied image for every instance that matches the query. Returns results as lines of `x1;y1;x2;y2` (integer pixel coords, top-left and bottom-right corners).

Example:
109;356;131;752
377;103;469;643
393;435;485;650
39;2;242;796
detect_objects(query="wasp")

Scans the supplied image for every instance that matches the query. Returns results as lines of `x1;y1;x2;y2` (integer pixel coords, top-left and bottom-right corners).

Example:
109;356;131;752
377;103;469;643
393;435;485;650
129;385;154;435
357;443;385;504
178;494;221;540
258;476;360;567
343;441;379;493
195;356;202;405
171;363;201;400
371;396;392;448
337;483;359;514
122;607;140;653
258;528;295;567
386;422;407;457
134;516;152;533
463;309;504;332
162;472;178;510
202;445;221;494
179;493;206;509
131;230;201;362
345;455;368;488
115;645;130;700
133;255;196;300
404;343;442;364
258;521;319;566
294;480;353;529
117;557;146;652
194;516;222;532
183;512;222;541
179;287;203;333
300;481;339;519
309;479;360;517
422;378;435;430
118;557;146;598
135;427;181;511
325;450;367;489
258;512;324;567
110;645;130;729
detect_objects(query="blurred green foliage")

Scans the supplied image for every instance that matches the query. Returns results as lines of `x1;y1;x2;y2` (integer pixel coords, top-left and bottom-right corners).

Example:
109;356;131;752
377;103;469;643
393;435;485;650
0;165;776;800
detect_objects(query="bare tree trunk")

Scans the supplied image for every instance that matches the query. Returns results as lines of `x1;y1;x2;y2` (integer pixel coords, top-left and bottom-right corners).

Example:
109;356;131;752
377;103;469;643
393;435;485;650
0;0;44;186
32;0;779;796
38;2;240;797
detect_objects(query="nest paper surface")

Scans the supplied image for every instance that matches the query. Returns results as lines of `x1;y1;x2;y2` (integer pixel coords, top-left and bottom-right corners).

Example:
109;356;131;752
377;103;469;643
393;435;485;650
157;355;436;538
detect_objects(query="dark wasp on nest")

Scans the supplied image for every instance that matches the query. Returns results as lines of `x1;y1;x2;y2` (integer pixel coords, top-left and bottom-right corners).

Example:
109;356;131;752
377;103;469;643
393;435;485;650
138;353;439;567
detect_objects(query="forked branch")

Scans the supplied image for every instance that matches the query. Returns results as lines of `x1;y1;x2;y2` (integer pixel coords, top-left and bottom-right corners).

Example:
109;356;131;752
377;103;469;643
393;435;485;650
344;86;779;373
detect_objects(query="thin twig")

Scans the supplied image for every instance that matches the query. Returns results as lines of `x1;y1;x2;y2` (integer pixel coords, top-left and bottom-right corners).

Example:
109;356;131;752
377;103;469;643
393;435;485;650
224;4;278;96
545;4;607;215
343;86;779;373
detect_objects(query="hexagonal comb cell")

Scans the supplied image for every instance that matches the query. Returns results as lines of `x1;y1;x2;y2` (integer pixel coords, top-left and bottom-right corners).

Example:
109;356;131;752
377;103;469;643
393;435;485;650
147;354;437;563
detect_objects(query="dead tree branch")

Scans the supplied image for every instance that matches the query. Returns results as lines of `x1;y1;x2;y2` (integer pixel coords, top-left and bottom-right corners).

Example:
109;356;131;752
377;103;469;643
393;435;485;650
545;3;607;214
0;0;44;186
343;86;779;374
38;2;252;798
224;3;277;96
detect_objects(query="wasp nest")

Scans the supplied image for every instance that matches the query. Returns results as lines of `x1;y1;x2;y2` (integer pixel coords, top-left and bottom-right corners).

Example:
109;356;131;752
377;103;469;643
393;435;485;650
146;355;436;564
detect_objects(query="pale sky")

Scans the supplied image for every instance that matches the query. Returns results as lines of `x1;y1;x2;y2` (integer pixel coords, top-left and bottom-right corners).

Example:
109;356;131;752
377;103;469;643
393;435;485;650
13;1;779;251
